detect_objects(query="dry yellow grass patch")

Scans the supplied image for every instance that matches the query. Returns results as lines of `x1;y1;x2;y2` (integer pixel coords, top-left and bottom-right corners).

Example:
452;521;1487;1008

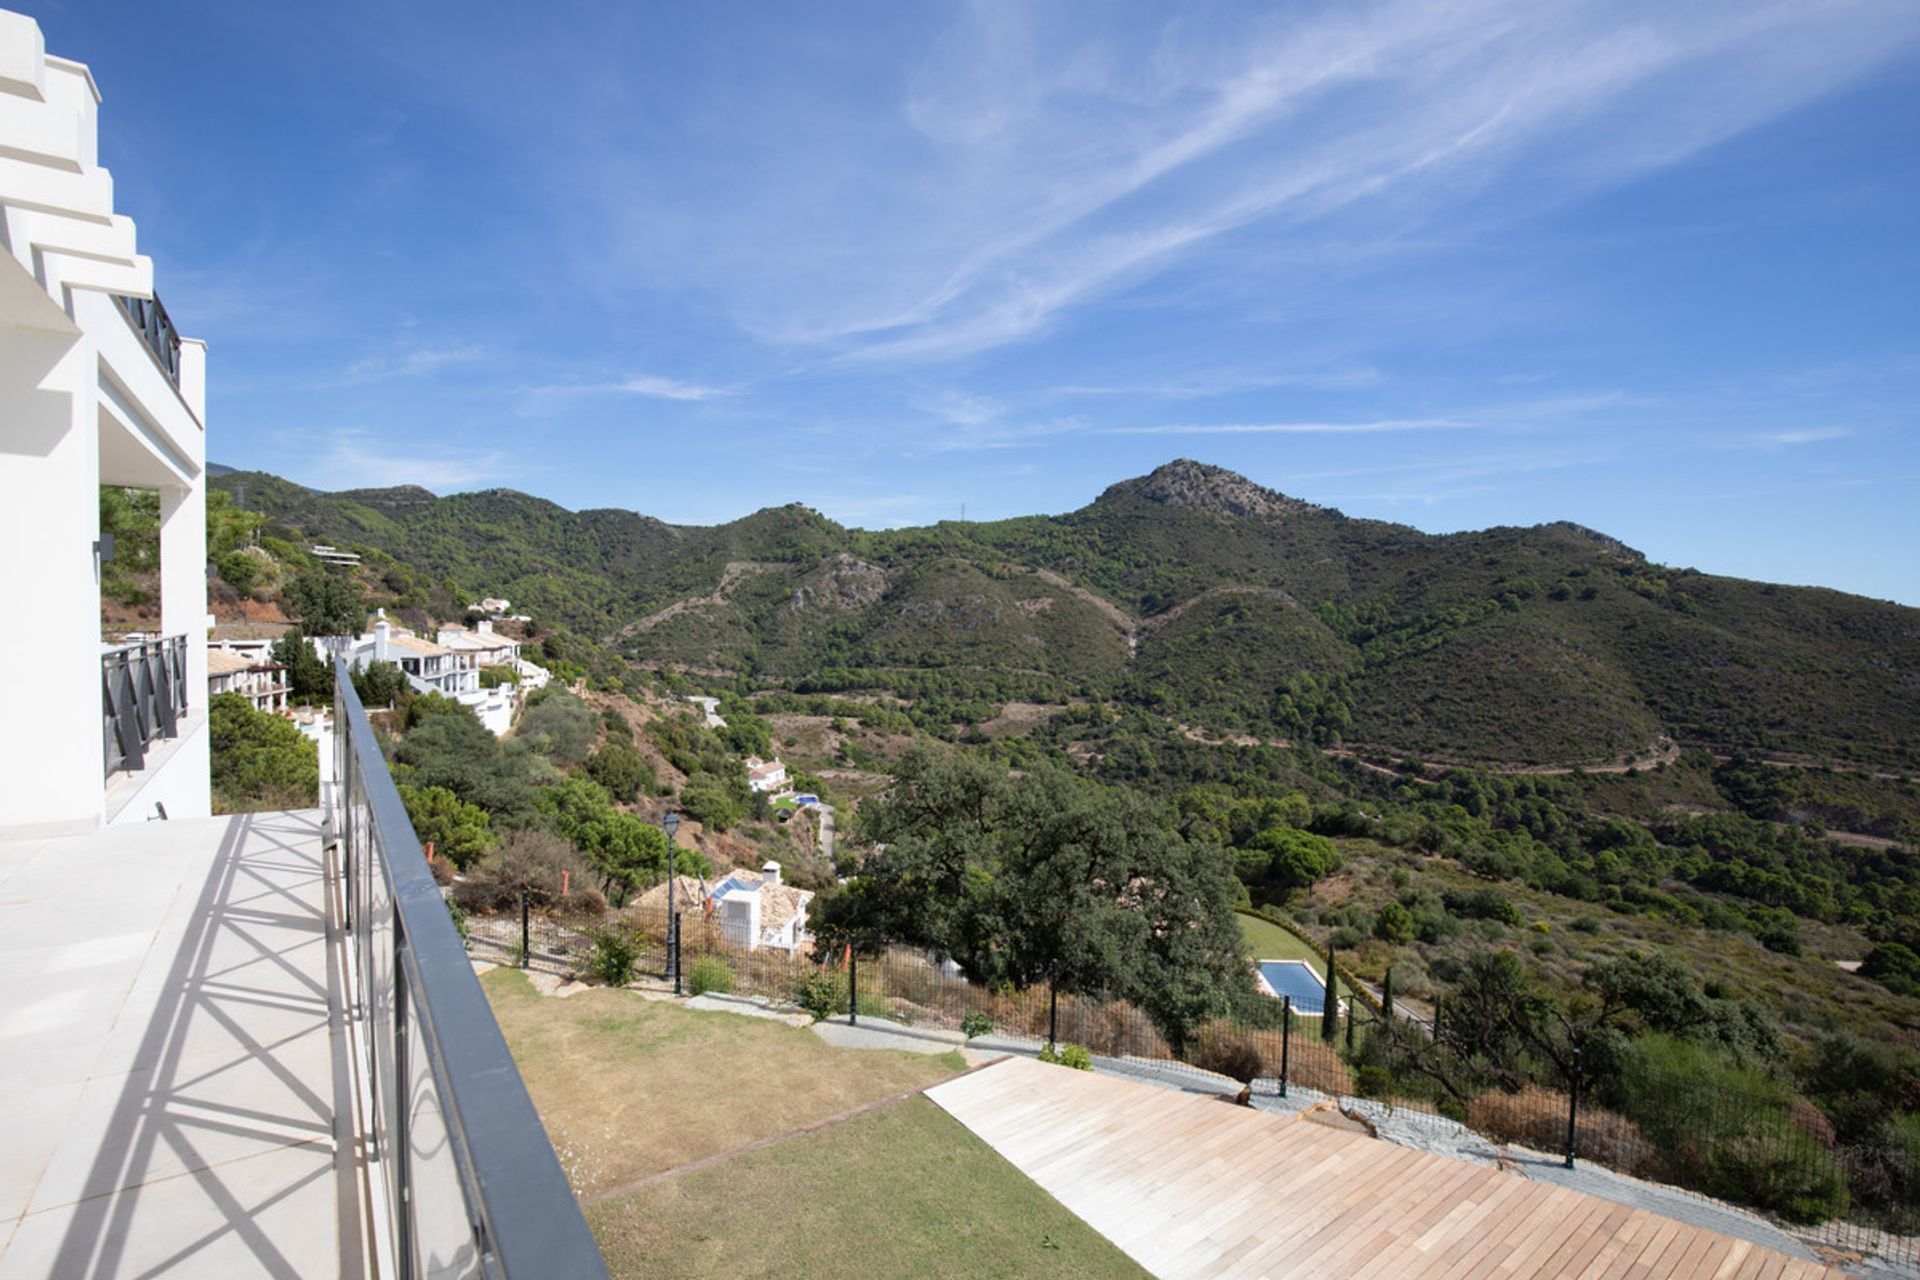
480;968;963;1195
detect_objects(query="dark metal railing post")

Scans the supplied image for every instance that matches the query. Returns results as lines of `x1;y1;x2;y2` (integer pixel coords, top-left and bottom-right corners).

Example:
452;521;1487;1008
672;912;683;996
1564;1045;1582;1170
848;946;858;1026
520;891;530;969
1280;996;1292;1098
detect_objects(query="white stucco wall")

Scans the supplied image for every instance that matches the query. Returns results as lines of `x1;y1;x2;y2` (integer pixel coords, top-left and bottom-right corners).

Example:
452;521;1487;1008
0;13;209;834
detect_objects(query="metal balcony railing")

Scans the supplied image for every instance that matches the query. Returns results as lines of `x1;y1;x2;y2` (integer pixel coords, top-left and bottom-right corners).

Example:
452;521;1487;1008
329;659;609;1280
102;634;187;777
114;291;182;385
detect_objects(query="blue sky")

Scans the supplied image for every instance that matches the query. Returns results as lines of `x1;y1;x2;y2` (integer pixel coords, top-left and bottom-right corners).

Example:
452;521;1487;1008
44;0;1920;603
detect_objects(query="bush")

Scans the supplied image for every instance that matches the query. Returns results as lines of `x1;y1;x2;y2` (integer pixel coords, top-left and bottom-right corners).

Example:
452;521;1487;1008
447;898;470;944
794;970;844;1022
584;742;658;803
452;830;604;915
588;925;641;987
1468;1085;1653;1173
1190;1021;1264;1083
1354;1065;1394;1098
962;1010;994;1040
1373;901;1416;944
1038;1043;1092;1071
688;953;734;996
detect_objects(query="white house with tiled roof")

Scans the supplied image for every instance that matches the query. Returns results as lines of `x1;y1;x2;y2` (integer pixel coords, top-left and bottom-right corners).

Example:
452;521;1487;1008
745;756;788;794
435;619;521;667
712;861;812;953
207;648;287;713
323;609;516;735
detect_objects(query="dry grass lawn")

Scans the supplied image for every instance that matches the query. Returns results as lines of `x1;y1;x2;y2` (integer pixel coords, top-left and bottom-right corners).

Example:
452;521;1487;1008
585;1095;1150;1280
480;968;964;1195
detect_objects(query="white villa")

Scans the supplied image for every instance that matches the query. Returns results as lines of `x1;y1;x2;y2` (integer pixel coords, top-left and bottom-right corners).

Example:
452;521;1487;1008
436;618;522;667
746;755;789;793
207;648;289;713
328;609;516;734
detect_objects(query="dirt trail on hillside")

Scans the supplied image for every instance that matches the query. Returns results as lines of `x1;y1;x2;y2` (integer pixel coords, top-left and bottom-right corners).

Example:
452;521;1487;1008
1323;738;1681;779
619;561;783;636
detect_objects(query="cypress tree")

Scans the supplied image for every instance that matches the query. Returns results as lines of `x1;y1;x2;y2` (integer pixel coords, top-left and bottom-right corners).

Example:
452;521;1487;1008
1382;967;1394;1024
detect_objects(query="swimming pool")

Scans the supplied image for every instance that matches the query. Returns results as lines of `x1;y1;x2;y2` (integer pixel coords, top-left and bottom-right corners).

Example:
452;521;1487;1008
1256;960;1326;1014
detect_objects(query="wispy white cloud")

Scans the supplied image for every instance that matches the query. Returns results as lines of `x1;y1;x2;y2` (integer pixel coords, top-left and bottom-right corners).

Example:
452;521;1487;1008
306;432;514;493
1051;366;1384;398
1105;417;1466;436
1749;426;1854;447
340;343;484;383
612;374;732;401
527;373;734;402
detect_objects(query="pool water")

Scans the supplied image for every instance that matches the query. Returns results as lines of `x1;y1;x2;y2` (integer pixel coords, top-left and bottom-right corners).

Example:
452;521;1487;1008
1257;960;1326;1014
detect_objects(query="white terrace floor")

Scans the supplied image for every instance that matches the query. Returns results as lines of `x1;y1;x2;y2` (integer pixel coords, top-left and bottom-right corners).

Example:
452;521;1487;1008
0;810;365;1278
931;1056;1849;1280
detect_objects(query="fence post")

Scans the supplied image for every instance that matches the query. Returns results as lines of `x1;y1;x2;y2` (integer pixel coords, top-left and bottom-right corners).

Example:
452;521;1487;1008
672;912;683;996
1048;978;1058;1048
520;890;530;969
1346;997;1357;1052
1564;1044;1582;1170
1322;945;1338;1044
1383;967;1394;1024
849;946;858;1027
1279;996;1292;1098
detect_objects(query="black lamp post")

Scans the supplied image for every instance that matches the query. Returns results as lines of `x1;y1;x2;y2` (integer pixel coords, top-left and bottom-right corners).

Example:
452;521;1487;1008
663;811;681;993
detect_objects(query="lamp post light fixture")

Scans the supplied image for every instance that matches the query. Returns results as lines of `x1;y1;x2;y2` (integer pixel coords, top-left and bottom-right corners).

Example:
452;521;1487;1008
663;811;681;994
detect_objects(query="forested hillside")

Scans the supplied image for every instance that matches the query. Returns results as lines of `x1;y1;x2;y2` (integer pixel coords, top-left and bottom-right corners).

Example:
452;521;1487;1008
212;459;1920;769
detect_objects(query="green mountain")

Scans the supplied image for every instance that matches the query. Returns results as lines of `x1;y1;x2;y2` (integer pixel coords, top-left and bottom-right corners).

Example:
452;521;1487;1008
212;459;1920;769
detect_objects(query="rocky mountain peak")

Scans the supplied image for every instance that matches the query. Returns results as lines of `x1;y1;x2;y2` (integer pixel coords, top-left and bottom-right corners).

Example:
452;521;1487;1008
1113;459;1316;520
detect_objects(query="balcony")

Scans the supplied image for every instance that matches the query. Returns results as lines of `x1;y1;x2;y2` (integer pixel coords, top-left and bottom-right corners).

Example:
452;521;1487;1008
114;293;182;387
0;665;606;1278
101;634;188;779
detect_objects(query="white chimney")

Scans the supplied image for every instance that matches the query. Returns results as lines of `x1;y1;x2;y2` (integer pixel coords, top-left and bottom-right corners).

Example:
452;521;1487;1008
762;860;781;886
477;619;493;635
373;608;390;664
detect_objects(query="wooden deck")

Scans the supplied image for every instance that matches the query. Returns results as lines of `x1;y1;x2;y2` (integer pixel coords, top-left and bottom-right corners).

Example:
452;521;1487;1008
927;1057;1846;1280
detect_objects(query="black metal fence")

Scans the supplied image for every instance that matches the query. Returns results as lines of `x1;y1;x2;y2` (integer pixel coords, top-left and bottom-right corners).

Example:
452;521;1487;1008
468;897;1917;1270
102;634;187;777
332;660;609;1280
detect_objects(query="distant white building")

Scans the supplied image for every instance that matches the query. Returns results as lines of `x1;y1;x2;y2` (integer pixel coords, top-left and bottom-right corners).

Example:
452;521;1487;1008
468;596;511;616
325;609;517;735
712;862;812;953
207;649;288;714
746;757;788;793
435;619;521;667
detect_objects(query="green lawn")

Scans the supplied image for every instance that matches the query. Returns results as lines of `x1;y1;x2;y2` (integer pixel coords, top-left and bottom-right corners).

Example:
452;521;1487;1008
585;1095;1150;1280
1236;911;1324;964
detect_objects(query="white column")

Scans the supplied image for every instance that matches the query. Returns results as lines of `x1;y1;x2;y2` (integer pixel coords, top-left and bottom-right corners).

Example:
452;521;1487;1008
158;473;211;818
0;321;104;834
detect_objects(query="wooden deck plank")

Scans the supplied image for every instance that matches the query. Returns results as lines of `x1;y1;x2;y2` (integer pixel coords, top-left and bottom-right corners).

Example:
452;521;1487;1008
924;1058;1846;1280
